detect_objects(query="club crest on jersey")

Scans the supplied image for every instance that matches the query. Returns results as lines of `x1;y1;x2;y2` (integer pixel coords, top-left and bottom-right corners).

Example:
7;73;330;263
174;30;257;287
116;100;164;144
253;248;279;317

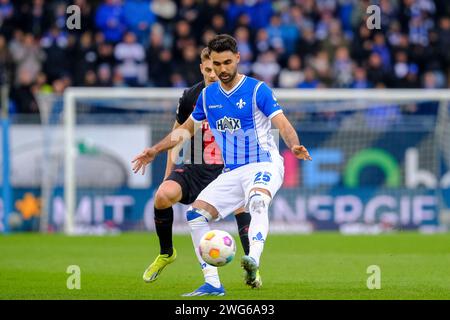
216;116;241;133
236;98;246;109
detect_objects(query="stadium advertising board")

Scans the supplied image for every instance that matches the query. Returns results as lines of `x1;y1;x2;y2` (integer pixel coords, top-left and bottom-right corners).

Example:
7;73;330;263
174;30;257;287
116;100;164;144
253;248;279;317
0;126;448;233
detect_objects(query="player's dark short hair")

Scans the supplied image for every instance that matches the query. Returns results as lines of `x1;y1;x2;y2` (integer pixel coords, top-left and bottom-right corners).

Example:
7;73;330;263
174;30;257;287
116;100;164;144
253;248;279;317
208;34;238;54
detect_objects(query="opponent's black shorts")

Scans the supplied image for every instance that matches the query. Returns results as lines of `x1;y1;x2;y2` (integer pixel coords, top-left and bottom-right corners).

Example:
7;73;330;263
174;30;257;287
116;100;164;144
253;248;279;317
165;164;224;205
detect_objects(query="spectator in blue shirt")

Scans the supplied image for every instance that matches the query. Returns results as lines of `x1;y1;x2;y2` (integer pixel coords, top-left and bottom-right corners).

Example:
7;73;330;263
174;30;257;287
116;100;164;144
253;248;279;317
352;67;371;89
95;0;126;44
266;13;299;57
298;67;320;89
0;0;14;38
372;33;392;71
226;0;250;31
123;0;155;46
248;0;274;30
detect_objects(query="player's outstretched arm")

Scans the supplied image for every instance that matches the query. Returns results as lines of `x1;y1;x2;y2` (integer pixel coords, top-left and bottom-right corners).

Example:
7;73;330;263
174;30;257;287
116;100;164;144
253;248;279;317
132;118;197;175
164;120;182;179
271;113;312;161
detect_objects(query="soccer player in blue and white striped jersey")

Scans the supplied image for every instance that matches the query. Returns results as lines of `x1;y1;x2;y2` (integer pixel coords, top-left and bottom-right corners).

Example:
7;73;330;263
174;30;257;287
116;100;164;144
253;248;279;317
132;34;311;296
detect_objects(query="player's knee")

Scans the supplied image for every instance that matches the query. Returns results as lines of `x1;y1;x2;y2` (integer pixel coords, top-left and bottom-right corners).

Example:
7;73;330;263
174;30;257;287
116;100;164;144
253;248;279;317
154;188;176;209
186;207;213;230
248;190;272;215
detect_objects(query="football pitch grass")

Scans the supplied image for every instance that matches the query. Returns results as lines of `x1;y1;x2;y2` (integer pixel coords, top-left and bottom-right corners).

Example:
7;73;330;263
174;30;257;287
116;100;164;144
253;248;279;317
0;232;449;300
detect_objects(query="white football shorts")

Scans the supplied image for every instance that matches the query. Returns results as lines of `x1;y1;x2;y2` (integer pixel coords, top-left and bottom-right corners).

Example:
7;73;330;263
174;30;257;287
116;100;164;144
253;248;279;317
196;155;284;219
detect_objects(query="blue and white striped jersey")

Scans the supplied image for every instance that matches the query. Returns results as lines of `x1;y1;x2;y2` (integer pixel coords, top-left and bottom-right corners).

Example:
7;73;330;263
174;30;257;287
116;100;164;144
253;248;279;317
190;75;283;171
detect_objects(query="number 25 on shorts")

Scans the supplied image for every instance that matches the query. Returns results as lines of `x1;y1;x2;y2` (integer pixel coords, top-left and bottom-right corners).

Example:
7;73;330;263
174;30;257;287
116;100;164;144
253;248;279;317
254;171;272;184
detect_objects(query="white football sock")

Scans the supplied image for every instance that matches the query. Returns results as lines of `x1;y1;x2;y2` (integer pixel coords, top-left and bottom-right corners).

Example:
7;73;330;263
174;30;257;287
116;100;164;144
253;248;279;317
186;208;221;288
248;191;272;267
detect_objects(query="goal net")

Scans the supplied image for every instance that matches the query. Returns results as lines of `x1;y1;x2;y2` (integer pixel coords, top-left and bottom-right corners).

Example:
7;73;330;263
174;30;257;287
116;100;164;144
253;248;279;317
34;88;450;234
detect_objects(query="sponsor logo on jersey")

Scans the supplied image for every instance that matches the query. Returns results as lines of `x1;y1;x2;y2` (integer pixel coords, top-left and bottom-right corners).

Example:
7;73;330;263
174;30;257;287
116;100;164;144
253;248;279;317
216;116;241;133
208;104;223;109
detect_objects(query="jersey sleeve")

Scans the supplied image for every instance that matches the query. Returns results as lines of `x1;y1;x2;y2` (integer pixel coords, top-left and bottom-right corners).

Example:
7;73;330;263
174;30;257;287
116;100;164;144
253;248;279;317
175;89;192;124
190;89;207;123
256;82;283;119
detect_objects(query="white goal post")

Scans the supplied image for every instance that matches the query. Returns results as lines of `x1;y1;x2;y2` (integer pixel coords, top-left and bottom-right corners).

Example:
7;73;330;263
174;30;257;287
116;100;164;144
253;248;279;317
63;88;450;234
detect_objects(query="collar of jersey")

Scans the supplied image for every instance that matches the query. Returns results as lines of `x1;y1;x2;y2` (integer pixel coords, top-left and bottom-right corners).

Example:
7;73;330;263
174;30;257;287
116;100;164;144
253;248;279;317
218;75;247;97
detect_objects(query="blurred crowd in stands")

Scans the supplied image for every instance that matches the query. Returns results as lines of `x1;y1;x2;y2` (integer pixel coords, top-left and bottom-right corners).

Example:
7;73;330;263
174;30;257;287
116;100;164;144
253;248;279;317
0;0;449;114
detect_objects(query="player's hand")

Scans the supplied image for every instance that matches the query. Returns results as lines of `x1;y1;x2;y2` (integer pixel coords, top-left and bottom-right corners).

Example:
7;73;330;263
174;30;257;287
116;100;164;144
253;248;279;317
291;145;312;161
131;147;158;175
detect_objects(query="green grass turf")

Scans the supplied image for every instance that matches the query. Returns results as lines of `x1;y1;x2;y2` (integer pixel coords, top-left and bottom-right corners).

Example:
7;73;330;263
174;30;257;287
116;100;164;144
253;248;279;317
0;232;449;300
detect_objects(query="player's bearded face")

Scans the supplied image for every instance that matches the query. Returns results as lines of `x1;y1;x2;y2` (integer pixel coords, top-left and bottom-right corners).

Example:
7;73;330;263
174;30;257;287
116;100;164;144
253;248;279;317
210;51;240;84
219;67;238;84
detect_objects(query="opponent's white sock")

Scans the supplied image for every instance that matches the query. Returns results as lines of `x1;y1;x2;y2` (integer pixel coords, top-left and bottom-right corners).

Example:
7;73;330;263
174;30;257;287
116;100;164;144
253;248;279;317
186;208;221;288
248;191;272;267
